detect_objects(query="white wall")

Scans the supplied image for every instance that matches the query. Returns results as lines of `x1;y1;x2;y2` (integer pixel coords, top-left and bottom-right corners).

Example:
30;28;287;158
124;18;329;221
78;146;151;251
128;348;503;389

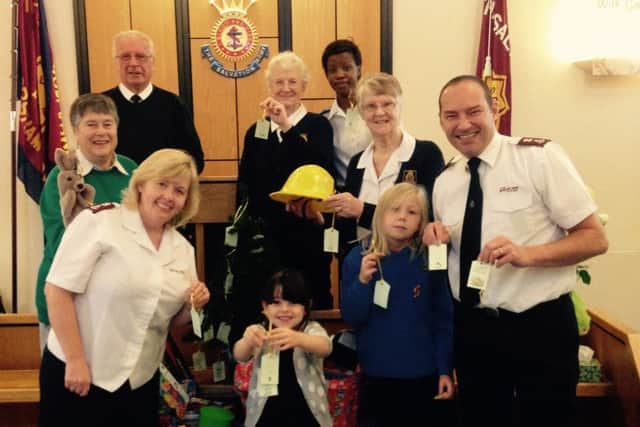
2;1;639;330
395;0;640;330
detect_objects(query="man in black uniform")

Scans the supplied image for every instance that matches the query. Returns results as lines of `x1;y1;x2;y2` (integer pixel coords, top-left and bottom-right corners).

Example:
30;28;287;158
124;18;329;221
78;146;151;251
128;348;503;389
104;30;204;173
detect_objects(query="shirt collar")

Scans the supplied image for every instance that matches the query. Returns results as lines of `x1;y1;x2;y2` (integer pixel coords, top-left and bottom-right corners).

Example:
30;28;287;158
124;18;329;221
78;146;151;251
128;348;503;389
326;99;347;120
477;132;502;168
356;130;415;169
118;83;153;102
270;104;307;132
121;206;180;262
76;148;130;177
449;132;502;169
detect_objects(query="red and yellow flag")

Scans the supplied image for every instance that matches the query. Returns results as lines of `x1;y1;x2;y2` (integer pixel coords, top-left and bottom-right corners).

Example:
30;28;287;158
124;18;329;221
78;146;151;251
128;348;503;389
476;0;512;135
17;0;66;202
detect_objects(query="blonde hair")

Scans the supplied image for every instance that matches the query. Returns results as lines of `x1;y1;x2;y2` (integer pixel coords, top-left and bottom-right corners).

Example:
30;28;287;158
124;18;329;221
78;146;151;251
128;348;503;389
370;182;428;255
121;149;200;227
356;72;403;110
112;30;155;58
265;51;310;86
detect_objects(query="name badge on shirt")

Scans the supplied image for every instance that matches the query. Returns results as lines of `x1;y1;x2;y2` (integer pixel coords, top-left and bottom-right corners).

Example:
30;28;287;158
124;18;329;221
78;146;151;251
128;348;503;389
323;227;339;253
191;307;203;338
254;119;270;140
467;261;491;291
428;244;448;270
374;279;391;309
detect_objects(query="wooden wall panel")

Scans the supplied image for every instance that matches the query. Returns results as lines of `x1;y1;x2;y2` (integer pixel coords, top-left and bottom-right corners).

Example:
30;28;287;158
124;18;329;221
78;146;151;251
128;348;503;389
236;38;279;158
337;0;381;76
131;0;179;94
189;0;279;39
291;0;335;99
191;40;238;160
85;0;130;92
202;160;238;177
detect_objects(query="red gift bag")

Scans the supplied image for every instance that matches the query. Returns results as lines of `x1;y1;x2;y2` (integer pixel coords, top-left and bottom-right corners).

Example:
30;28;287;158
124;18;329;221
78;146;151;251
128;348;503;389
233;359;360;426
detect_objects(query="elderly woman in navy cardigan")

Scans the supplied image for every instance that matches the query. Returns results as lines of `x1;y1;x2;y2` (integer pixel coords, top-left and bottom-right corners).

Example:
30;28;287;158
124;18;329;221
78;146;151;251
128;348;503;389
322;72;445;255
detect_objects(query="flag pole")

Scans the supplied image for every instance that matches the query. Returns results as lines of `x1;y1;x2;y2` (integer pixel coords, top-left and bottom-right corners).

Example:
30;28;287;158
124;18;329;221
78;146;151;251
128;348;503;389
10;0;19;313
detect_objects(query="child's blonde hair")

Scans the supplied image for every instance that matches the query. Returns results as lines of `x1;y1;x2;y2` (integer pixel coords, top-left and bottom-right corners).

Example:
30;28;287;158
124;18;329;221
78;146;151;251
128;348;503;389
370;182;429;255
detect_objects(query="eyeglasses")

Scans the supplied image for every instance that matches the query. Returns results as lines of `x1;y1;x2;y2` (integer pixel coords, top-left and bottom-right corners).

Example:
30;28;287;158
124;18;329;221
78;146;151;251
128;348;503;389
116;53;152;63
361;100;397;114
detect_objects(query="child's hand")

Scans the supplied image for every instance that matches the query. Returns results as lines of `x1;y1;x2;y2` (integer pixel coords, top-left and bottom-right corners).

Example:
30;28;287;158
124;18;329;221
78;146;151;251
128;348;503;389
434;374;455;400
243;324;267;349
265;327;302;351
359;252;383;284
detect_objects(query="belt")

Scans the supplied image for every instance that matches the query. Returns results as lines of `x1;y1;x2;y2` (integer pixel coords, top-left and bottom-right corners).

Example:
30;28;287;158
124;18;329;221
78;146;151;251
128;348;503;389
473;306;516;319
455;293;571;320
454;301;517;319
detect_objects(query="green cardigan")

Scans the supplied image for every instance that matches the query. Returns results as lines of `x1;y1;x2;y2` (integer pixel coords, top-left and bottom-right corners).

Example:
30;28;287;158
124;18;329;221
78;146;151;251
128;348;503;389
35;154;137;324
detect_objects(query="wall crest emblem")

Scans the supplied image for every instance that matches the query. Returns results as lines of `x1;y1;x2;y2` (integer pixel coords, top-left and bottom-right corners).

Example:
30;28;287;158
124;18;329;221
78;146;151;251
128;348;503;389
201;0;269;78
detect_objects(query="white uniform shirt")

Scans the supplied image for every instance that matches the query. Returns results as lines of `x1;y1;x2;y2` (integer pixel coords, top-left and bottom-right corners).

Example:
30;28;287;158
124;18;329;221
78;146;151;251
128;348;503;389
433;133;597;312
356;130;416;206
323;100;371;187
46;205;195;391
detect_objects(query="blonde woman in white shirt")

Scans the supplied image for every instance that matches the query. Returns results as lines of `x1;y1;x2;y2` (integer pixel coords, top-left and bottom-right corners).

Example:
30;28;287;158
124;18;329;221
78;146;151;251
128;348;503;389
40;149;210;427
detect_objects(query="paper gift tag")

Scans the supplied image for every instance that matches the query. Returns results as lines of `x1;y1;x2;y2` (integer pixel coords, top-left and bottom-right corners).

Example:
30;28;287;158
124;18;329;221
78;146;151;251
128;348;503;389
323;227;339;253
224;226;238;248
254;119;270;140
259;351;279;385
213;360;226;383
203;325;214;343
216;322;231;344
192;351;207;371
191;307;203;338
467;260;491;290
374;279;391;309
428;244;448;270
258;383;278;397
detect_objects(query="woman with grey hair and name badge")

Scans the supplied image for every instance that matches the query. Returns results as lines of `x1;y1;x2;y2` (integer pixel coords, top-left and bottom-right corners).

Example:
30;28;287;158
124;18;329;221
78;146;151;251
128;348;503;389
234;51;335;346
39;149;210;427
324;72;445;255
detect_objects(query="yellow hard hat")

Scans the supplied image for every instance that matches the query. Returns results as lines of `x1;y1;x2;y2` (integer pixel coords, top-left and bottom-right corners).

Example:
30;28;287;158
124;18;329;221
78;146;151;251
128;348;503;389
270;164;334;212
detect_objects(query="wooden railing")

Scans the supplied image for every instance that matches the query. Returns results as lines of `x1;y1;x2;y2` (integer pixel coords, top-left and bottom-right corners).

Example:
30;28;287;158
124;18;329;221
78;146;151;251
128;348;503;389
581;308;640;427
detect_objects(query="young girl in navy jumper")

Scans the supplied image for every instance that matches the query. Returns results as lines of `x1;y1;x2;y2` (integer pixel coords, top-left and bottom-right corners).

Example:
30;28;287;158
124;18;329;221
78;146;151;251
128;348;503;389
341;182;454;426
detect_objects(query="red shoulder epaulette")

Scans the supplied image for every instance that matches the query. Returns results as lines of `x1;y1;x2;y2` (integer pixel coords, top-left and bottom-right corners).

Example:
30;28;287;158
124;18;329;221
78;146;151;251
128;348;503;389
518;137;551;146
89;202;116;214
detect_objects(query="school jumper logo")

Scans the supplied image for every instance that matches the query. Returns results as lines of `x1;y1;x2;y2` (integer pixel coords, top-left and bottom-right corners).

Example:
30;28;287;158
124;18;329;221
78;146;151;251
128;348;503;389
201;0;269;78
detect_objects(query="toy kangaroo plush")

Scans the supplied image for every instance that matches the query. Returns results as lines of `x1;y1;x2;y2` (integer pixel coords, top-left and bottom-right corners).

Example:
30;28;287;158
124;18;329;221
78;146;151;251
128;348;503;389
54;147;96;227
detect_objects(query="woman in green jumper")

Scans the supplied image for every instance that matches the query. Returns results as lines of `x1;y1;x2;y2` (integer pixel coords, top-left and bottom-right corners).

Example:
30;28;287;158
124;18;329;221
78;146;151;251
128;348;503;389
35;93;138;351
